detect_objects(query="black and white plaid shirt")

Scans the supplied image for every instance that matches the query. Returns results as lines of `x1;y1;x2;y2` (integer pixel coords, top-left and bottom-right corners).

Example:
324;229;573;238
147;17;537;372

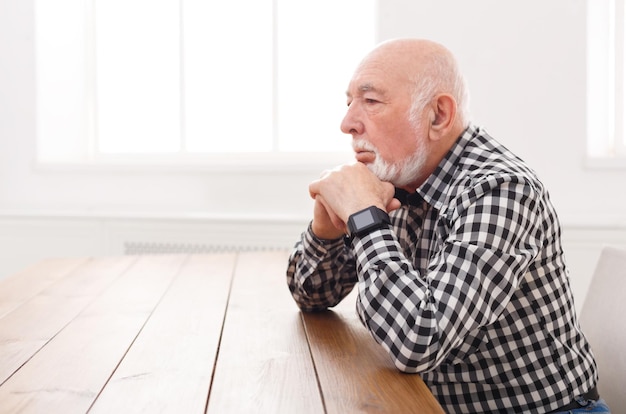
287;124;598;413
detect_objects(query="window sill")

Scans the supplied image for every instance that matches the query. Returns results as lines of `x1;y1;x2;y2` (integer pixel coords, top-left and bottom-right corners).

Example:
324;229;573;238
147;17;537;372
33;152;354;174
584;155;626;170
0;209;310;223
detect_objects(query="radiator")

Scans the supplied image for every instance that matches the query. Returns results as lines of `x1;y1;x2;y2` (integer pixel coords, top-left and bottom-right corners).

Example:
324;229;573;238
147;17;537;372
124;242;290;255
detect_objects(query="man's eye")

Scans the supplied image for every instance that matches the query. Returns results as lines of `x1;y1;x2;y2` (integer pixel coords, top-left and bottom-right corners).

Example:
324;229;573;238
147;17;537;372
365;98;379;104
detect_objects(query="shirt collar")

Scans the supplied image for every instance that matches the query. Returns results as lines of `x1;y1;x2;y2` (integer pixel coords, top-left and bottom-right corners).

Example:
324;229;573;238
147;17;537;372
394;187;424;206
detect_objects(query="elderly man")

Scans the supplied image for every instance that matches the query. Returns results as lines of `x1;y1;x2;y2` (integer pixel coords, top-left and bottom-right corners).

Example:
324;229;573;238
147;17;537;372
286;39;606;413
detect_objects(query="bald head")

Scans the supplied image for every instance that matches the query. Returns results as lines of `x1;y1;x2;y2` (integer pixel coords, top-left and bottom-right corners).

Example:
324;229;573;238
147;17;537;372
358;39;470;127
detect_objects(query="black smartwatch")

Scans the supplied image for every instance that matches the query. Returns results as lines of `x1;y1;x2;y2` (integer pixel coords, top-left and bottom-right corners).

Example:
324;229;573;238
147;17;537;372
347;206;391;240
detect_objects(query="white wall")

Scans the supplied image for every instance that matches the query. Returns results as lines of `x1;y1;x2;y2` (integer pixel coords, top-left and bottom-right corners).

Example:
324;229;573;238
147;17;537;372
1;0;626;308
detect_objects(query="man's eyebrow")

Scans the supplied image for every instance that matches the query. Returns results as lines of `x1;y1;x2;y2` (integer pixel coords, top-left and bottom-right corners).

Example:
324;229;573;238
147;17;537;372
359;83;380;92
346;83;384;97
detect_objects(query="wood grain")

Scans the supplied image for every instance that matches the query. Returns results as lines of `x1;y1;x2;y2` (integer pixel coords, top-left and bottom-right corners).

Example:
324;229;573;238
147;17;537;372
0;257;89;319
207;250;325;414
0;255;184;413
0;256;135;386
302;290;445;414
89;253;236;413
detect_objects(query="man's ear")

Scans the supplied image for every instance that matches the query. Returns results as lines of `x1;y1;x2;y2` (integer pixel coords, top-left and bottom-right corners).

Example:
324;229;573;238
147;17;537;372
429;94;457;140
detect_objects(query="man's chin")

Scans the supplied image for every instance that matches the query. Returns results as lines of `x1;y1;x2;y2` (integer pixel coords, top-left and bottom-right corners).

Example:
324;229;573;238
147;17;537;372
366;164;399;184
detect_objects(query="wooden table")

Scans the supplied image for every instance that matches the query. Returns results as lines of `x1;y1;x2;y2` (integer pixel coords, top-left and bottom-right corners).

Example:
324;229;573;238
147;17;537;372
0;251;444;413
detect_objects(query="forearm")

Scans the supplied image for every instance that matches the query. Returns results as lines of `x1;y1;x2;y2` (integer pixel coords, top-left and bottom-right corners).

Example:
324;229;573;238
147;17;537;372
286;225;357;311
350;230;442;373
350;227;533;374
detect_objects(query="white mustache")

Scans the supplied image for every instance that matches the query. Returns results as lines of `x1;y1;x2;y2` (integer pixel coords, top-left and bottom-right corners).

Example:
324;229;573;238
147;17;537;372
352;139;378;154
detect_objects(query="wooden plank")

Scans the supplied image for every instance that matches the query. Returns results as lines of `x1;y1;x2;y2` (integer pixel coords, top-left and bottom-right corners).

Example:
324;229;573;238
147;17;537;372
0;256;135;386
302;290;445;414
207;250;325;414
88;253;237;413
0;257;89;319
0;254;186;414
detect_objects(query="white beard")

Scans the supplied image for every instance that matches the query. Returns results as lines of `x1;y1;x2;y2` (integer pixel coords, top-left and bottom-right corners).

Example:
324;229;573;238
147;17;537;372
352;138;427;188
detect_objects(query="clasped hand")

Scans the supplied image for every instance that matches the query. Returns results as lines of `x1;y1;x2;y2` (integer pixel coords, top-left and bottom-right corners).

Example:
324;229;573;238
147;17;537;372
308;162;401;240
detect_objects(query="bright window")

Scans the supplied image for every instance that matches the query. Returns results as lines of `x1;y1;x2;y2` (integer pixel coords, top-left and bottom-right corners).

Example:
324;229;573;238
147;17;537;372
587;0;626;160
35;0;376;162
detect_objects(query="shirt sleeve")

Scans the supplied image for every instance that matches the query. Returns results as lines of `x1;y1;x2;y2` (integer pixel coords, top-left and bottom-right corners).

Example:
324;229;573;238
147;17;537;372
353;175;546;373
286;223;358;312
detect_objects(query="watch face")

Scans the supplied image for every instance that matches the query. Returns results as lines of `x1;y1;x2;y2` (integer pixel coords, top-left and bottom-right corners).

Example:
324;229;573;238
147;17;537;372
353;209;376;229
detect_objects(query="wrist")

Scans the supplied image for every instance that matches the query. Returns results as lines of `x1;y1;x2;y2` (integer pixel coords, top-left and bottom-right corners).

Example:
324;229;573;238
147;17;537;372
346;206;391;240
310;220;345;241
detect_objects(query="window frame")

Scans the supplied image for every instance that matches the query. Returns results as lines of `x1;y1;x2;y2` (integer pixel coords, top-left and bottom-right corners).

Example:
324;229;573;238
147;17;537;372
586;0;626;168
34;0;374;172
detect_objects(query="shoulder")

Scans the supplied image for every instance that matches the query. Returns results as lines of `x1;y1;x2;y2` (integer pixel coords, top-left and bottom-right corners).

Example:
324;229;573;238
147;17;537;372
460;126;537;179
420;125;550;217
435;126;550;218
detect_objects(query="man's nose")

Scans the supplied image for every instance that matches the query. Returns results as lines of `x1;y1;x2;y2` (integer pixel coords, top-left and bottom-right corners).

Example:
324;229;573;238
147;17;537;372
340;104;363;136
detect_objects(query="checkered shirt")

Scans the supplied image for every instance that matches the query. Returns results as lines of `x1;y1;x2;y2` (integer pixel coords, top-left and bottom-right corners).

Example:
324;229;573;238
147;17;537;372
286;124;598;413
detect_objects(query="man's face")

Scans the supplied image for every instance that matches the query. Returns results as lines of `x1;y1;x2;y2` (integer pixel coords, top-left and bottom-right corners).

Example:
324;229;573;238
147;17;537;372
340;60;430;189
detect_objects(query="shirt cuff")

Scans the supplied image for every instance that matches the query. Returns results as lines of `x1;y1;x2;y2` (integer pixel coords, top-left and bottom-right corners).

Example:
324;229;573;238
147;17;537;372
303;222;345;259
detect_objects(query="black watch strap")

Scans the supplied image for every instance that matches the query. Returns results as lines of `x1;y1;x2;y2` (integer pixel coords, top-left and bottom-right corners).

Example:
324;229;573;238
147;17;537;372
347;206;391;240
